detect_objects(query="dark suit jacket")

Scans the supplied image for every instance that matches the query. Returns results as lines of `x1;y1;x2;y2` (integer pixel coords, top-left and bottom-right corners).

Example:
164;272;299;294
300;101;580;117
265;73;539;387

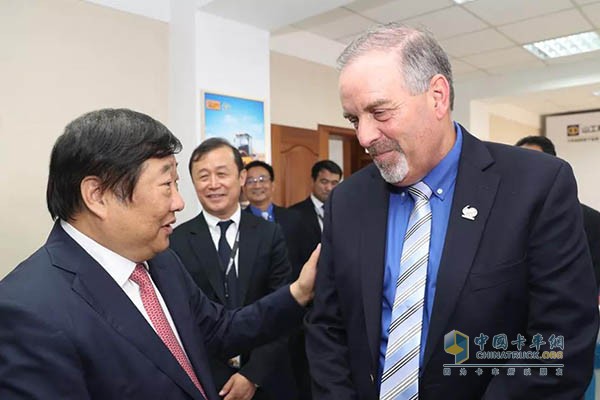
246;204;308;279
170;211;297;399
290;197;322;269
582;203;600;288
0;223;305;400
306;128;599;399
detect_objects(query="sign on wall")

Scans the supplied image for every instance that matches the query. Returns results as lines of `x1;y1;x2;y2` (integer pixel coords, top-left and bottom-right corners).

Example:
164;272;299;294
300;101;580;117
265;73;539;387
202;92;266;163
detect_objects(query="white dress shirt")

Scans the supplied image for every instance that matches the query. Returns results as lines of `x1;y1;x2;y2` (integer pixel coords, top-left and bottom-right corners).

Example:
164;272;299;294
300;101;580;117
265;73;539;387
60;220;188;353
202;205;242;276
310;194;324;231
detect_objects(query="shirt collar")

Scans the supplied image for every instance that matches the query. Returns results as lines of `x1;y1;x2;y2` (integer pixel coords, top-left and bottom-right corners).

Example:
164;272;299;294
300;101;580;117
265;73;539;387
422;121;463;201
60;220;139;287
248;203;273;219
203;205;241;229
310;194;324;209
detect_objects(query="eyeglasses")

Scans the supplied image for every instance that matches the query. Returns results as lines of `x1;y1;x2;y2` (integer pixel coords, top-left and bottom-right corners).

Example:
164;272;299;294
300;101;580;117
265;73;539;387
245;175;271;186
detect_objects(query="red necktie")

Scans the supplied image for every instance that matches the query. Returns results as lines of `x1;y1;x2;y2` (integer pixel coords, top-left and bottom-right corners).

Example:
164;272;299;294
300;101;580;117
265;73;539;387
130;264;207;399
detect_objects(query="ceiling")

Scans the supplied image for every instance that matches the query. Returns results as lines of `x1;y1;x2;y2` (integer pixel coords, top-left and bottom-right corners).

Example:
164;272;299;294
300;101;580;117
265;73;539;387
88;0;600;117
199;0;600;117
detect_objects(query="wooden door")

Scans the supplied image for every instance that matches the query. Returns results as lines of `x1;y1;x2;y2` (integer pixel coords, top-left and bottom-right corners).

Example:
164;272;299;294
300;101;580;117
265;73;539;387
271;124;328;207
317;124;372;178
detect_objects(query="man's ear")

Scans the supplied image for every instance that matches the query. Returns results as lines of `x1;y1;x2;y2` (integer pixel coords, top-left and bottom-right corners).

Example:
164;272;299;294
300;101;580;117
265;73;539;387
80;176;108;219
429;74;451;119
239;169;247;187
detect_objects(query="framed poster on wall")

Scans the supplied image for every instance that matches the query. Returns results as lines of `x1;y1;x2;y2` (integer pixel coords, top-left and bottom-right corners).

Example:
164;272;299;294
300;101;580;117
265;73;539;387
202;91;266;163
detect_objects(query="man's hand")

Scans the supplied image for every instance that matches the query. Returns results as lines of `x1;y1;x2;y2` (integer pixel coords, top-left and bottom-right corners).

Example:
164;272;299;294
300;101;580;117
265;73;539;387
290;244;321;306
218;372;257;400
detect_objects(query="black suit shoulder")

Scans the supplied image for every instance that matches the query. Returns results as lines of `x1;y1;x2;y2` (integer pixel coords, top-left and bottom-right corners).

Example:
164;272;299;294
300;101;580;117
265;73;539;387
581;203;600;288
290;197;313;213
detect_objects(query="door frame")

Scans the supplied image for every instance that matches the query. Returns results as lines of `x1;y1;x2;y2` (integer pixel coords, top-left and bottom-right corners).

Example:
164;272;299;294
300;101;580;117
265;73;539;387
317;124;357;179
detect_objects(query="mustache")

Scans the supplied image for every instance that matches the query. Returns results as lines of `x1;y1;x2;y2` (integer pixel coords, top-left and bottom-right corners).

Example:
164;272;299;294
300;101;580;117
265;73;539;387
367;139;403;156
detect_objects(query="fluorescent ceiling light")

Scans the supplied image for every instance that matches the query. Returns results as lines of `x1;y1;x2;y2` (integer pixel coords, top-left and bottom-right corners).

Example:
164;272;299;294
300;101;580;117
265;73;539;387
453;0;477;3
523;31;600;60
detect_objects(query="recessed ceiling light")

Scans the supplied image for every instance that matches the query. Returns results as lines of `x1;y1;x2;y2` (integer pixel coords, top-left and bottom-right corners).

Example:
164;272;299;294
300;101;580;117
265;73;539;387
593;90;600;97
523;31;600;60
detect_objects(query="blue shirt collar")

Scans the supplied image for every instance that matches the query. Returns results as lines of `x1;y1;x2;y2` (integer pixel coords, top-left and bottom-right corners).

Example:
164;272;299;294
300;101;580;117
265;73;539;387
422;122;463;201
249;203;274;220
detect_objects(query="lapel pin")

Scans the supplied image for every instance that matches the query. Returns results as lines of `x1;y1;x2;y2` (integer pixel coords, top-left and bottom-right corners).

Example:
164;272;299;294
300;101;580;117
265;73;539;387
461;205;478;221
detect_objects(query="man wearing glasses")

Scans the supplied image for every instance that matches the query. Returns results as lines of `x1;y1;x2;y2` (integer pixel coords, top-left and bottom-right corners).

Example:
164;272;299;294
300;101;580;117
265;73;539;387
243;160;315;400
243;161;306;275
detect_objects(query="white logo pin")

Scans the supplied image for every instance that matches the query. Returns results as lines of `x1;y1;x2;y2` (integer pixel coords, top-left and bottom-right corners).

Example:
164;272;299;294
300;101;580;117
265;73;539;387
461;205;478;221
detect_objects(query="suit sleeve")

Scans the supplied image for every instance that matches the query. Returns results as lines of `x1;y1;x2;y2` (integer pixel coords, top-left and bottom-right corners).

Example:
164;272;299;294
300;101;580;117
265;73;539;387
0;297;91;399
177;248;303;363
483;162;599;399
237;223;295;388
305;191;359;399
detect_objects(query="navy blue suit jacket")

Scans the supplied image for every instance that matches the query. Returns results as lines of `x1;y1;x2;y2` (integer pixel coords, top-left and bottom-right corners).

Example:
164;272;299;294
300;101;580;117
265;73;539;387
306;128;599;399
0;223;305;399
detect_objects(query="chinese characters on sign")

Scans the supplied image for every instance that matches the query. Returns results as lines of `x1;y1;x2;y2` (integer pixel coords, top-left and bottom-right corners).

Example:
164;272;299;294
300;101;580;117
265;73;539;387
443;331;565;377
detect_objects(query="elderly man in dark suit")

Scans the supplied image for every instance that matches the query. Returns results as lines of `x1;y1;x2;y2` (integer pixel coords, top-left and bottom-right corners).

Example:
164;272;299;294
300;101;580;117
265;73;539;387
170;139;298;400
0;109;318;400
306;23;598;400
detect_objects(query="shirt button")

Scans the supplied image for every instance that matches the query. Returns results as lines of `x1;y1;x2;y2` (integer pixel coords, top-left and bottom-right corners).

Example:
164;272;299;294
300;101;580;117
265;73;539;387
437;188;443;195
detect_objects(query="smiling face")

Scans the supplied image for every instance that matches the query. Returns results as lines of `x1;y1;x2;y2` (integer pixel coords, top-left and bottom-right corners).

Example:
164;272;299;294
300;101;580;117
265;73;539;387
339;49;454;186
244;165;274;210
190;145;246;219
103;155;184;262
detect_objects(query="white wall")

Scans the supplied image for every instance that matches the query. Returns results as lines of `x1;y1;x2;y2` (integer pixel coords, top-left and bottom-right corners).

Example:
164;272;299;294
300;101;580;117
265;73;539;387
270;52;347;130
172;11;271;225
546;111;600;210
0;0;169;277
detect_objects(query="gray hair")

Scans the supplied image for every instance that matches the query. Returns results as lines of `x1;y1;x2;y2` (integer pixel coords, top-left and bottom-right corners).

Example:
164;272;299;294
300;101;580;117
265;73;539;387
337;23;454;109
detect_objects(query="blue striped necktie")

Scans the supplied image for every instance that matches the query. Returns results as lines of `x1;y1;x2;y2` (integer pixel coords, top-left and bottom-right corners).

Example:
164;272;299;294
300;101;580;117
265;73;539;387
380;181;432;400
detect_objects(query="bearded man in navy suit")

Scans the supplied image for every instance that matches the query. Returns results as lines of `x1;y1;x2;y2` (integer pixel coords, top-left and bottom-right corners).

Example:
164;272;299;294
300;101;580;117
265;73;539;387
306;23;598;400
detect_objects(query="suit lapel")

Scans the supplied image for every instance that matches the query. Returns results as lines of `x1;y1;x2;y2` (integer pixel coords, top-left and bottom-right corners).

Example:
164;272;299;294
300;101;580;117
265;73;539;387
149;259;218;399
237;212;260;305
48;224;205;399
422;130;500;370
360;166;390;369
188;214;226;303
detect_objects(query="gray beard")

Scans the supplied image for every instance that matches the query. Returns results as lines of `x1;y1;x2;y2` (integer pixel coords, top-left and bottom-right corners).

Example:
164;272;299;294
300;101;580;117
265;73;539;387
374;152;409;184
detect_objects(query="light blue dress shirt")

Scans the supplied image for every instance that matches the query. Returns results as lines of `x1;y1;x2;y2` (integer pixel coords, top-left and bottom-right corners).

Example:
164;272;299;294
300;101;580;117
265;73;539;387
378;123;463;384
248;203;274;222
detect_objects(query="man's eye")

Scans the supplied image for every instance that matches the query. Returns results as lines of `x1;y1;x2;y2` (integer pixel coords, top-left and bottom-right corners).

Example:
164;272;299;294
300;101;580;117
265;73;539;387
373;110;391;121
347;117;358;129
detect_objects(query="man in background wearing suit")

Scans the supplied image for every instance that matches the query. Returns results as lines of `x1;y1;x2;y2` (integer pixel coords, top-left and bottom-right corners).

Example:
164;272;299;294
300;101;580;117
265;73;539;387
516;134;600;289
243;160;305;276
0;109;318;400
170;139;297;400
306;23;598;399
290;160;342;255
288;159;341;400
